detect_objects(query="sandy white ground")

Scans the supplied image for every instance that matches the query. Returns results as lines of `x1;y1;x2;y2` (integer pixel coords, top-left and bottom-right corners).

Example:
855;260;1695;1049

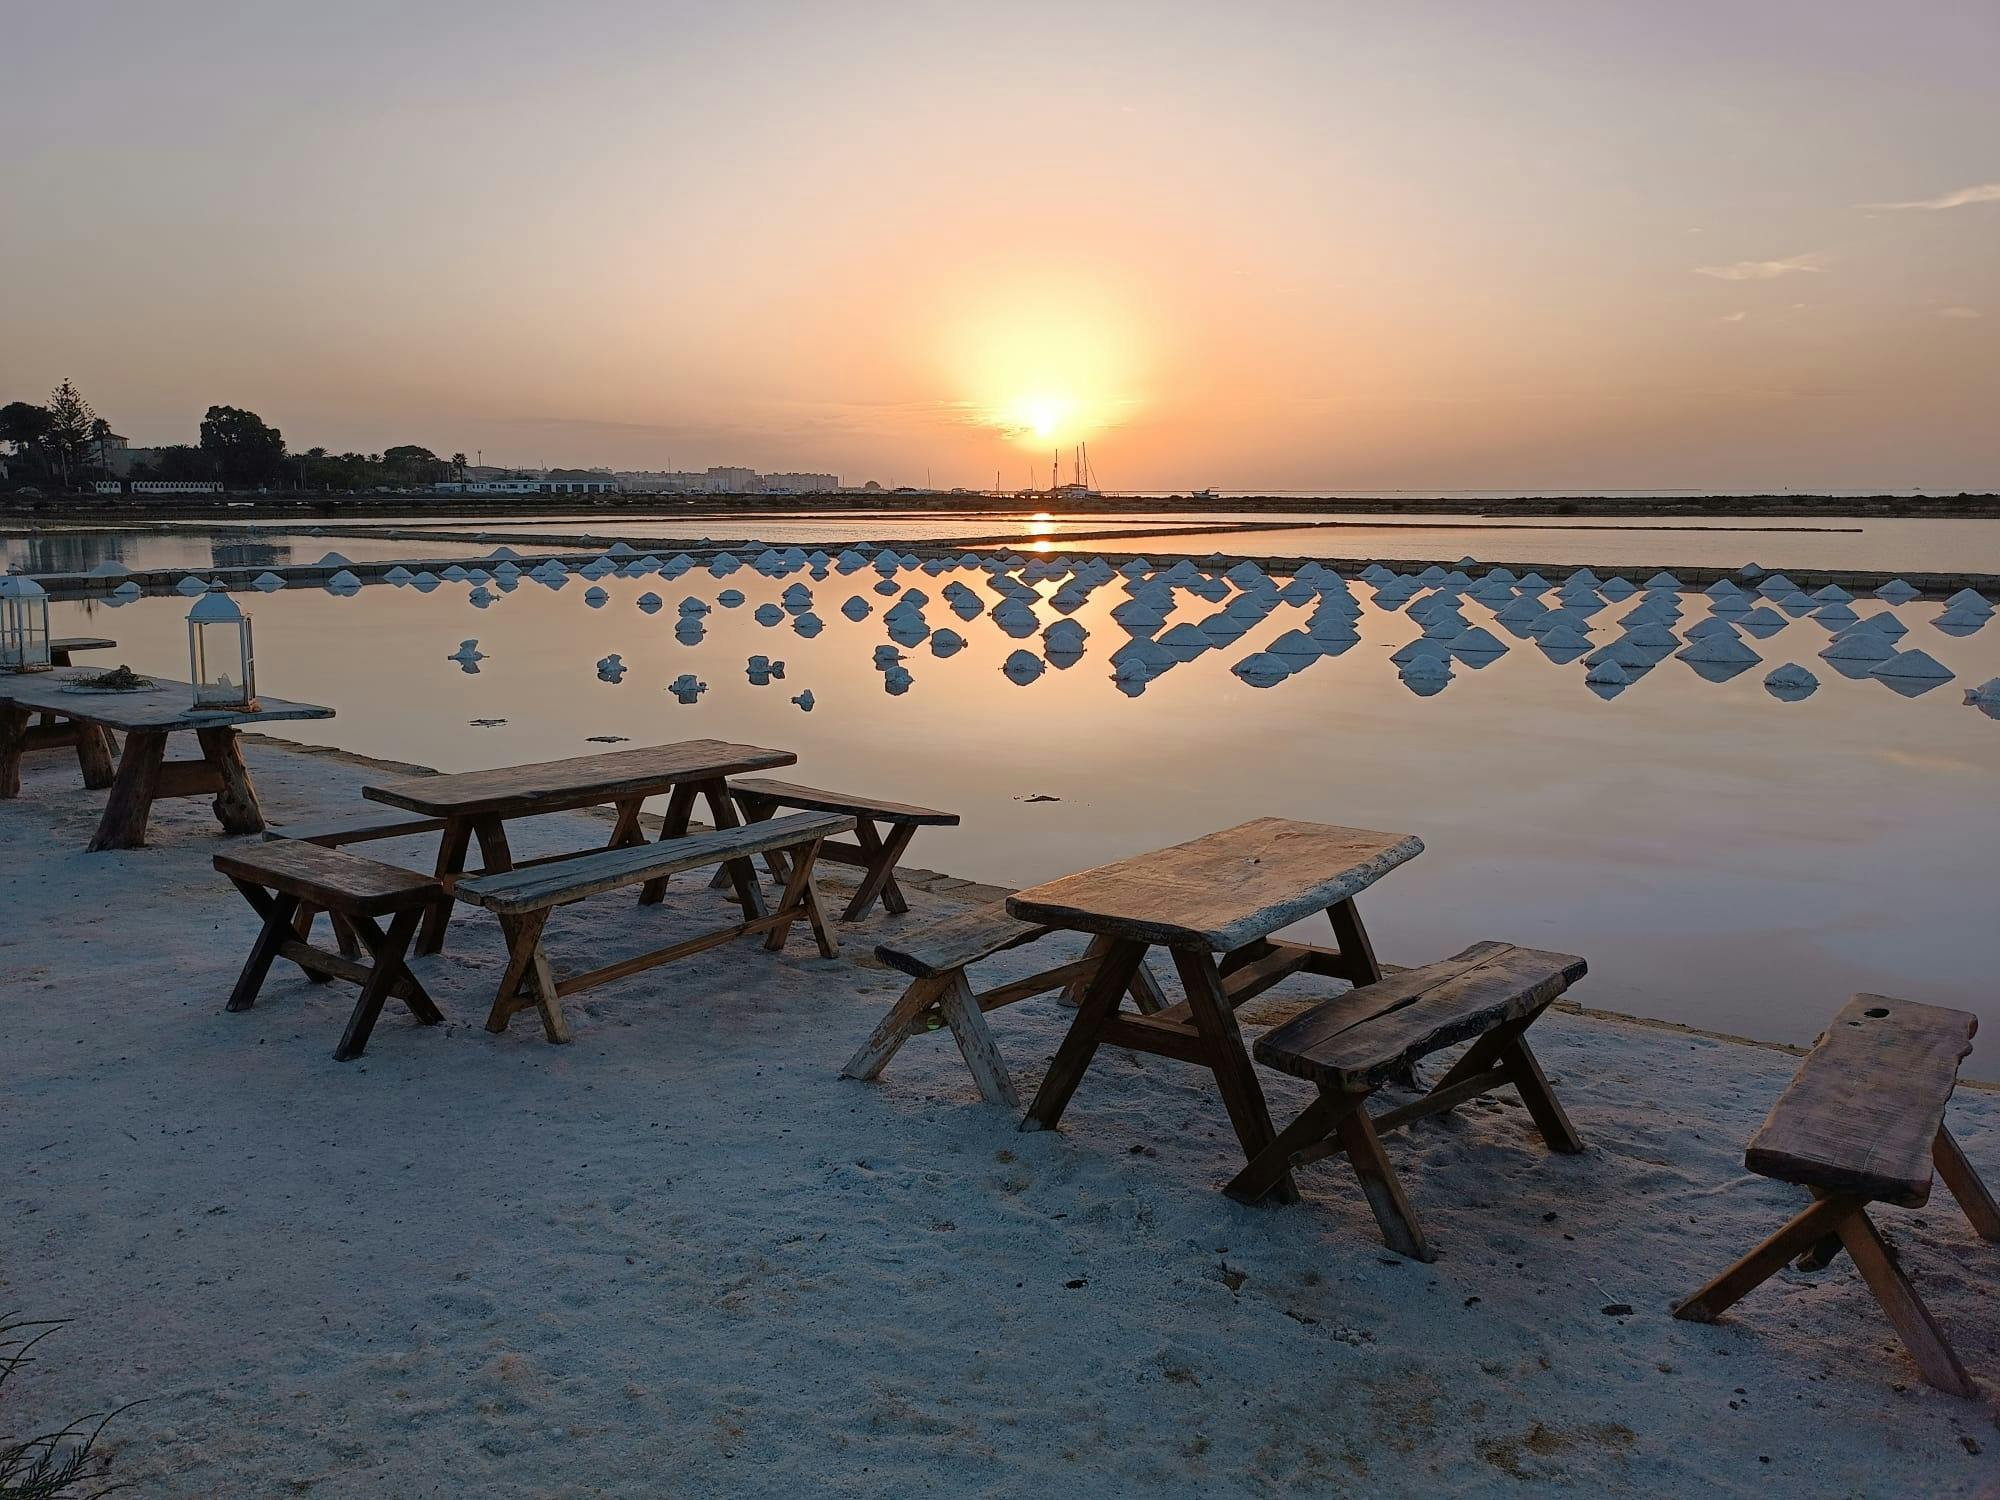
3;736;1997;1498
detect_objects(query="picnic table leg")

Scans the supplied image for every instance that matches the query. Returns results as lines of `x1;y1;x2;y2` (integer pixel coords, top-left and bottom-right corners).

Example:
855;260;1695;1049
697;778;768;920
1170;947;1300;1204
1059;934;1170;1014
1835;1208;1979;1397
639;784;698;905
487;910;569;1044
1020;937;1147;1133
842;973;947;1083
1325;898;1385;985
763;835;839;956
71;721;116;789
417;817;473;954
1673;1193;1864;1323
607;797;647;848
1337;1103;1432;1259
223;882;301;1012
345;910;443;1025
0;707;27;799
332;907;428;1062
1226;1087;1358;1204
195;727;264;835
707;791;783;890
843;818;917;921
1934;1127;2000;1240
87;728;168;851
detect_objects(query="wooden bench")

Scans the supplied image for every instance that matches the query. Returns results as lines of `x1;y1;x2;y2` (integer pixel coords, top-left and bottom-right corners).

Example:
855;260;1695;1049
841;904;1170;1108
455;811;852;1044
1674;994;1998;1397
264;810;453;962
214;841;444;1062
721;777;959;921
1227;941;1588;1259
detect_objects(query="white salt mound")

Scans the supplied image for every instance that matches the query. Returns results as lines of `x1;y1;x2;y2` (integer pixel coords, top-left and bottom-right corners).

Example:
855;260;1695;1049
1870;649;1952;682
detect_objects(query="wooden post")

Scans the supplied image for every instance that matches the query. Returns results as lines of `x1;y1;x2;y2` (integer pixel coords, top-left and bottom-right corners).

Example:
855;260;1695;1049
418;817;473;954
0;706;27;799
196;727;264;835
74;723;117;790
1933;1127;2000;1241
88;729;168;851
1172;946;1299;1204
1021;938;1147;1133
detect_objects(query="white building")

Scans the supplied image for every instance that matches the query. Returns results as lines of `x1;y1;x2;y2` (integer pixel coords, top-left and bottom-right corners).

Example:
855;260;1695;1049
131;480;223;494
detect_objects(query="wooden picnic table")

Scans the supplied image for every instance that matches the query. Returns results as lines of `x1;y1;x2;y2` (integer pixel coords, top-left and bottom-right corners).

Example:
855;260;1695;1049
51;637;116;667
361;739;797;954
0;668;335;850
1008;817;1424;1200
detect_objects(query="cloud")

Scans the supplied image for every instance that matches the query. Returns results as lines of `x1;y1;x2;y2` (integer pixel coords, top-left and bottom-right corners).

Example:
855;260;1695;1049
1720;311;1747;322
1938;306;1983;319
1861;183;2000;211
1693;252;1827;281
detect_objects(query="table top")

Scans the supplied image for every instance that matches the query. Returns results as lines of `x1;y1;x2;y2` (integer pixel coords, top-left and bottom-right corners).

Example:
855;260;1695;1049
363;739;797;818
1008;817;1424;952
51;637;116;653
0;668;335;732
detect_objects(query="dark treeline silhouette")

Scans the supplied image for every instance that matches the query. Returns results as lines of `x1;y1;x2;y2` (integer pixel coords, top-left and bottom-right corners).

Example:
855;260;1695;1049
1;381;470;494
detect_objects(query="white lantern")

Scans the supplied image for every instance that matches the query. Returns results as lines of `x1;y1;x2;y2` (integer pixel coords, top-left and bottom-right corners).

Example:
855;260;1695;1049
0;574;52;673
187;591;257;709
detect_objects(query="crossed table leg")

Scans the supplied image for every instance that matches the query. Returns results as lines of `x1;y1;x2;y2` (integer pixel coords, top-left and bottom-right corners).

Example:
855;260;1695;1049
1019;897;1389;1205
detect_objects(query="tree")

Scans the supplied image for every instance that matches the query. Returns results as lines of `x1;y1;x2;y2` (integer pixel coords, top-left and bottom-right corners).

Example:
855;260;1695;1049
450;452;469;483
88;416;115;477
198;405;286;488
46;380;95;488
381;444;442;486
0;402;56;481
130;444;212;482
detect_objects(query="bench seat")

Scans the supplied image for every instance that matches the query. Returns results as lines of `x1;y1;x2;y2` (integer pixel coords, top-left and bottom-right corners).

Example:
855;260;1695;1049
876;903;1054;978
214;842;444;1061
1255;941;1589;1090
216;839;441;916
1231;941;1588;1260
1744;993;1974;1208
1675;993;1996;1397
454;811;853;1043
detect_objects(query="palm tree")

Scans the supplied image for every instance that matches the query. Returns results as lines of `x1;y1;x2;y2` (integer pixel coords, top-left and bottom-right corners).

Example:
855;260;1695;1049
451;452;469;483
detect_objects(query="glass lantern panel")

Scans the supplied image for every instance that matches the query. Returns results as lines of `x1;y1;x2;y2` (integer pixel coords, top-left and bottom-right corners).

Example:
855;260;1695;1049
1;594;52;671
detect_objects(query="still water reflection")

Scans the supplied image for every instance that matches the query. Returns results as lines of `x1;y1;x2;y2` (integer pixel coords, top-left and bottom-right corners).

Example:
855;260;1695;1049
48;548;1997;1071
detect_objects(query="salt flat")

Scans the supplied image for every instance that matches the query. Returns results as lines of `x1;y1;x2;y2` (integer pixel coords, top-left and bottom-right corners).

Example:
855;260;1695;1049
3;739;1996;1497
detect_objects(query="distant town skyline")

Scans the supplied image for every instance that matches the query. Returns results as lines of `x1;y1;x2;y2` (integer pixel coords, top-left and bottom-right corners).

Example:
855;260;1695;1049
3;2;1996;493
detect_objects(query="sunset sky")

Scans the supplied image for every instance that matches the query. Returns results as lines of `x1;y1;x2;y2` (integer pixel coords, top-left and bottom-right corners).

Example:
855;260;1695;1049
4;1;1996;492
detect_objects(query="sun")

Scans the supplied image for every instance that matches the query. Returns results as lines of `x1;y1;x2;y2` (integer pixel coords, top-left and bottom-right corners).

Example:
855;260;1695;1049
1012;393;1077;442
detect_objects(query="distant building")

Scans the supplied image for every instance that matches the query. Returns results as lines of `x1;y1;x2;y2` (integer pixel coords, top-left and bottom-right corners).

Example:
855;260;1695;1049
761;472;838;494
93;480;123;495
539;468;614;494
131;480;222;494
433;468;613;495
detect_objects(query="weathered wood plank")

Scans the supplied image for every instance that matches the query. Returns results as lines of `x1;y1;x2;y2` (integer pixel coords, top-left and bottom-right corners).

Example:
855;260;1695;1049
1745;994;1978;1208
1254;943;1587;1089
362;739;795;817
0;668;333;733
730;776;960;826
874;903;1054;979
1006;817;1423;952
265;809;450;847
214;840;442;916
455;812;852;915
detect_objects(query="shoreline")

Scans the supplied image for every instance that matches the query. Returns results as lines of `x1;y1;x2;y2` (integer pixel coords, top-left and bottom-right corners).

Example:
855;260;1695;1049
7;490;2000;524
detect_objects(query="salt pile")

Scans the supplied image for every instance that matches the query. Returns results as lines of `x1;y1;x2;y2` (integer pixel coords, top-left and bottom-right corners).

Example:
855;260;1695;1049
175;575;208;596
595;654;625;683
1676;634;1759;667
383;566;416;586
584;586;609;608
449;640;485;663
1818;628;1894;663
1870;649;1952;682
753;604;783;626
325;570;362;594
667;673;706;702
791;612;824;638
252;572;287;592
1763;662;1819;700
791;689;815;711
717;589;745;608
841;596;872;621
928;629;967;657
1001;650;1045;685
1875;578;1919;603
636;592;663;614
1582;658;1630;687
1230;651;1291;687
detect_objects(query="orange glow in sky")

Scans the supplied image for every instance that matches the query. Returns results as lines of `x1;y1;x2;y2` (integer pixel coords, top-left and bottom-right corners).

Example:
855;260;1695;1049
3;4;1996;492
